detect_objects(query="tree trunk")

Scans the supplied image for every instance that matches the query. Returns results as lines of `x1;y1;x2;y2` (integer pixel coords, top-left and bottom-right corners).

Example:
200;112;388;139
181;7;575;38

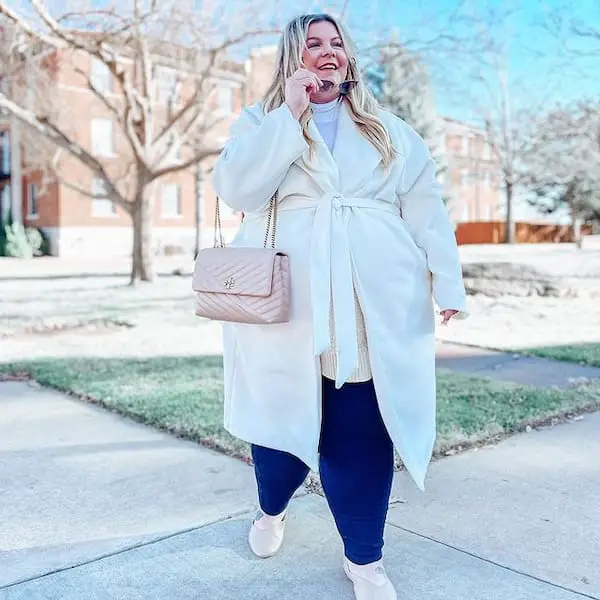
194;163;204;259
130;184;155;284
572;210;583;250
504;180;515;244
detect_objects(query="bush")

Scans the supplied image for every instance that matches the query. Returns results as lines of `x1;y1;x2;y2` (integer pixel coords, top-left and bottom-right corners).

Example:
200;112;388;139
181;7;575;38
0;207;49;257
0;203;9;256
25;227;44;256
4;222;33;258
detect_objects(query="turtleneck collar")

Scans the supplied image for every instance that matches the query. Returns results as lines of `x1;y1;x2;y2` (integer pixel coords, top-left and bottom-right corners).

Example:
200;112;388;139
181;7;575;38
310;97;342;124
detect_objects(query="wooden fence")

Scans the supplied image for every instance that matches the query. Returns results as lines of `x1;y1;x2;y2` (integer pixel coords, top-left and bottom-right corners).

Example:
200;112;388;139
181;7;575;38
455;221;593;245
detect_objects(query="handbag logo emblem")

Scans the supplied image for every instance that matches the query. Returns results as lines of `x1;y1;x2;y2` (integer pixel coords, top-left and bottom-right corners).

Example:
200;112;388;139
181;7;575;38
223;276;236;290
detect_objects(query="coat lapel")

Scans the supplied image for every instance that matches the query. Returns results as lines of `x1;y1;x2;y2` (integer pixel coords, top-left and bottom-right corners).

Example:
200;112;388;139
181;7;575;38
295;118;339;190
294;100;384;193
332;101;383;192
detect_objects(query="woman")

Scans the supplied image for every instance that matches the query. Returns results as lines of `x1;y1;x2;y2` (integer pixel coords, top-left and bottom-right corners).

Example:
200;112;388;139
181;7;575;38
212;13;468;600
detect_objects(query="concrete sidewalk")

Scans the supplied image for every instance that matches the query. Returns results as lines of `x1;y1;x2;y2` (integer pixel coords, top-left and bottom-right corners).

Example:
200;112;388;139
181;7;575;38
1;381;599;599
436;341;600;387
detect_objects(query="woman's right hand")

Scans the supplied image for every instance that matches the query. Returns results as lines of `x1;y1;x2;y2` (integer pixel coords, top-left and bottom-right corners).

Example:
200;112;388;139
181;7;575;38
285;68;323;120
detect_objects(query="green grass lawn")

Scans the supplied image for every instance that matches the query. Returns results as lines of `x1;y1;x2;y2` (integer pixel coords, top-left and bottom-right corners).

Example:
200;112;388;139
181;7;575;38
519;343;600;368
2;356;599;462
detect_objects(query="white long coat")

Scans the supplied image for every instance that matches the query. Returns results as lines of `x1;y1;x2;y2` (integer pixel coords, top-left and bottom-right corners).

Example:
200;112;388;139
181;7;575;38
212;101;468;490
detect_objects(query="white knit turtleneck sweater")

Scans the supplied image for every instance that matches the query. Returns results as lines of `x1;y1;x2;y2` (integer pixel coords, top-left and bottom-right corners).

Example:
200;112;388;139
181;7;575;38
310;99;372;383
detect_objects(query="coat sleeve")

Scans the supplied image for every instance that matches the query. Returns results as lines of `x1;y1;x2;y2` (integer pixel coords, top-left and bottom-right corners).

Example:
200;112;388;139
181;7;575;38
212;103;309;213
396;126;469;318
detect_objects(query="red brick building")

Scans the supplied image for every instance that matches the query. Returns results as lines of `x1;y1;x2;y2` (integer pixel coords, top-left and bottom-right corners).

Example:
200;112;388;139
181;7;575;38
442;117;501;223
1;44;252;256
1;45;500;255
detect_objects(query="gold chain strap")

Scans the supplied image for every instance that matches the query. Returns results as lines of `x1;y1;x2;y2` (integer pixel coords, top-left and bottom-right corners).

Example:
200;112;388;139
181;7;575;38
214;193;278;249
214;198;225;248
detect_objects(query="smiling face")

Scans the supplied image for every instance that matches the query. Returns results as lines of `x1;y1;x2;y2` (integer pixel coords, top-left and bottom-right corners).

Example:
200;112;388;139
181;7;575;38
301;19;349;103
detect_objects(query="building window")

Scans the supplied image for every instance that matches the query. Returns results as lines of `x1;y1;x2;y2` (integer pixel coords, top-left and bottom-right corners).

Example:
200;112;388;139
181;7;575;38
157;67;178;103
91;118;115;157
483;172;492;188
171;133;182;160
483;141;493;160
461;202;470;221
27;183;40;218
468;134;479;157
91;178;117;216
218;86;234;114
488;204;495;220
1;131;10;176
1;185;9;219
461;134;469;156
90;58;112;92
162;183;181;217
460;168;469;187
162;132;181;163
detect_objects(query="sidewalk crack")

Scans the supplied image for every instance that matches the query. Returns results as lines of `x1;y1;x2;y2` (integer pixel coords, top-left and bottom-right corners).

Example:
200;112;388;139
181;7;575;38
387;522;598;599
0;507;253;591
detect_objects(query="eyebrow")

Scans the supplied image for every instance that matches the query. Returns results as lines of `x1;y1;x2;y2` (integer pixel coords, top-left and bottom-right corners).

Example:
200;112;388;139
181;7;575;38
306;36;343;42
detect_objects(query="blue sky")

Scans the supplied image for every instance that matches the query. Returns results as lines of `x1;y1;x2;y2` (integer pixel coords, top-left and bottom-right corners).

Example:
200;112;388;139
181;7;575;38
27;0;599;124
306;0;600;121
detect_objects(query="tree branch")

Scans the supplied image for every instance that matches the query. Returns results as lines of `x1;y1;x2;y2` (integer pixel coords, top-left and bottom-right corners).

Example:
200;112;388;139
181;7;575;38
0;93;130;209
153;50;217;151
0;1;66;49
73;65;122;124
58;178;98;200
151;147;222;180
153;26;277;151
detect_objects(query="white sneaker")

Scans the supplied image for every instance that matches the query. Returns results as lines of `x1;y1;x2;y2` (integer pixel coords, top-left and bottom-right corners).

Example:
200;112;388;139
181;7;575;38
343;558;398;600
248;509;287;558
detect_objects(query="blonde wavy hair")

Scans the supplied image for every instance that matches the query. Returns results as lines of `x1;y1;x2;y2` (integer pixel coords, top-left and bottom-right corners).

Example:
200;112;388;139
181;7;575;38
263;13;397;168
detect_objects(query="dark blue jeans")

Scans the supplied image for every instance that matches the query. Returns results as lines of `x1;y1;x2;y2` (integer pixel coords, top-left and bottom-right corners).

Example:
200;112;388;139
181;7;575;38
251;376;394;565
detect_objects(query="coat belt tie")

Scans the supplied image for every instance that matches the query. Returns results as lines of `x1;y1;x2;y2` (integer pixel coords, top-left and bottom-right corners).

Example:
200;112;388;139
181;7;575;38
245;193;399;387
278;193;398;388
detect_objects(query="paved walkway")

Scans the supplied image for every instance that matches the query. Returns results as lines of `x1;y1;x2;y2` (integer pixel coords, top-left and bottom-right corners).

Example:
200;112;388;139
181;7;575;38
436;341;600;387
1;381;599;600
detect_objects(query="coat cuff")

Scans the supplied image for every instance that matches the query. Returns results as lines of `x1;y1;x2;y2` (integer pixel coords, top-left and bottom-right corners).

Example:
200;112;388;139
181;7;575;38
433;280;469;319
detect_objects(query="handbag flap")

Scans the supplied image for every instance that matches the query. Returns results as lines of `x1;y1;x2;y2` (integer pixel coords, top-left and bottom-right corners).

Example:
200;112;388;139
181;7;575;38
192;247;280;297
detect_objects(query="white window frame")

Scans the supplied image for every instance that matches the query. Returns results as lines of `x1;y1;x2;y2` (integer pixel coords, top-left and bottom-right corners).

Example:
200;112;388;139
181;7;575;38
468;133;477;156
217;85;234;114
161;131;182;165
161;182;182;218
171;133;182;160
90;57;112;93
157;66;179;104
27;183;40;219
461;134;469;155
483;141;492;160
90;118;115;157
461;202;470;221
91;178;117;217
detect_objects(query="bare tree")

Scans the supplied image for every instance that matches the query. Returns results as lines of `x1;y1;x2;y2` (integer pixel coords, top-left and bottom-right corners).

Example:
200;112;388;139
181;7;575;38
524;102;600;246
0;0;276;283
437;3;570;243
536;0;600;244
542;0;600;57
365;38;448;201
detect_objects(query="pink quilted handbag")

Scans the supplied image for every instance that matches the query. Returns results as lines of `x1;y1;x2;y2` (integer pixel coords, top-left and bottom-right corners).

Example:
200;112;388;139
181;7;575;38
192;195;291;324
